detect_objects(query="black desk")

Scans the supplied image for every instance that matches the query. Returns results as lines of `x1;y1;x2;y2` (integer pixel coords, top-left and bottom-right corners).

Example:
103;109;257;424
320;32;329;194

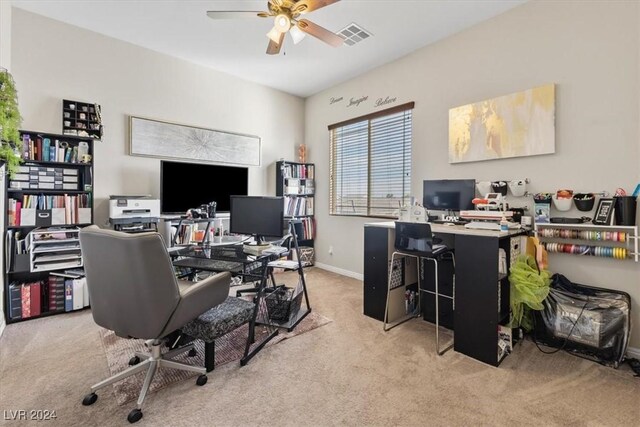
364;221;528;366
170;243;281;366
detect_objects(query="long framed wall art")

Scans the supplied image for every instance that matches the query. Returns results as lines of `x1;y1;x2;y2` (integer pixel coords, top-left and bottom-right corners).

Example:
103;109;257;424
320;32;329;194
129;116;261;166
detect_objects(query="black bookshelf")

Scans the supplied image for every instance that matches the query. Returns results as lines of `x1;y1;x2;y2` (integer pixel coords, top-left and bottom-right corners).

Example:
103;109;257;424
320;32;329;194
3;130;95;324
276;161;315;251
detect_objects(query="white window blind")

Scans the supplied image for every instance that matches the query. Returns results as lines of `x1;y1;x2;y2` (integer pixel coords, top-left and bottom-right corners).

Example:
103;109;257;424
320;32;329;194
329;102;413;217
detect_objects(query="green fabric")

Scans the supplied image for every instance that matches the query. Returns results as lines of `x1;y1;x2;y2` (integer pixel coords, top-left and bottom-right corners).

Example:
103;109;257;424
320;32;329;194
509;255;551;331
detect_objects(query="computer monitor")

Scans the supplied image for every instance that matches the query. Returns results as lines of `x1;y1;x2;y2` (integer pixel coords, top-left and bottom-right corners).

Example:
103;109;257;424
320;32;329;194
229;196;284;244
160;160;248;214
423;179;476;211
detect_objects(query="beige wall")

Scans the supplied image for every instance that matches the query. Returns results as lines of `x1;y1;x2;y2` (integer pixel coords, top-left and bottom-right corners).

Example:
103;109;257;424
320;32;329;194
305;1;640;346
11;8;304;227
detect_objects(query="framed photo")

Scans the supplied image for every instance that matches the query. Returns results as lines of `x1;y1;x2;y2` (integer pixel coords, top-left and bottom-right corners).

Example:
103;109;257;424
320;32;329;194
129;116;261;167
592;198;615;225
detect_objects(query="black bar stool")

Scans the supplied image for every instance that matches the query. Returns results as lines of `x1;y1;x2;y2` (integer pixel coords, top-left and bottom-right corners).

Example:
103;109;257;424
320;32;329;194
383;221;455;355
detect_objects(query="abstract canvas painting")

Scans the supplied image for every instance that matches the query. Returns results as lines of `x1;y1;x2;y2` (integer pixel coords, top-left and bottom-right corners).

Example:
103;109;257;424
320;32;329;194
129;116;261;166
449;84;555;163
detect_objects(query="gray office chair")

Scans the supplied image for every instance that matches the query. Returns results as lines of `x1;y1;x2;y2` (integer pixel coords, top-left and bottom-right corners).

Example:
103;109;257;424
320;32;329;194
79;226;231;424
383;221;455;355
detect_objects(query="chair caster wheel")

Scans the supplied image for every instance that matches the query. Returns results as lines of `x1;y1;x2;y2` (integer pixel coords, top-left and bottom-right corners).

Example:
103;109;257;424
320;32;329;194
82;393;98;406
188;348;197;357
128;356;141;366
127;408;143;423
196;374;208;386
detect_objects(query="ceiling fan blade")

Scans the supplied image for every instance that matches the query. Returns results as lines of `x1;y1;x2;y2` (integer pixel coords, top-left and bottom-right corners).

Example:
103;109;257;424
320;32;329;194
296;19;343;47
292;0;340;15
266;32;285;55
206;11;270;19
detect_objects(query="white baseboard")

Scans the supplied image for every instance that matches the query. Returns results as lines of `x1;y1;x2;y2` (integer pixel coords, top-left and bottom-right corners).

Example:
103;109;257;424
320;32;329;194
314;262;363;281
627;346;640;359
0;317;5;340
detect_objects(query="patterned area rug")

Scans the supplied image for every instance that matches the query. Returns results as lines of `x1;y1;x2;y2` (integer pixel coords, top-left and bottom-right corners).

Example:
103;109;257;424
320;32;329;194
99;312;331;405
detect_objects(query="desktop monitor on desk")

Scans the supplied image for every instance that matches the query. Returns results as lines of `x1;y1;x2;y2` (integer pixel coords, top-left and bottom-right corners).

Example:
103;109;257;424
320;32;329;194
423;179;475;212
160;160;248;214
229;196;284;244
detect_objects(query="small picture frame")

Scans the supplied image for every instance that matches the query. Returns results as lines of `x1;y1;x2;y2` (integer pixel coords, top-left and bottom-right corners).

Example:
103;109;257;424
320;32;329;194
592;198;615;225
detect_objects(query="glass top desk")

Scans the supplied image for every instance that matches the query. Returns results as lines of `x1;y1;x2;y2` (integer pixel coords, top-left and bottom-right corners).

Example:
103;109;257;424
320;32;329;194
169;242;286;367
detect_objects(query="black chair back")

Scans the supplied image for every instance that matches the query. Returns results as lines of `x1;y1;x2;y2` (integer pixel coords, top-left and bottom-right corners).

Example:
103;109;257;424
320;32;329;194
394;221;434;257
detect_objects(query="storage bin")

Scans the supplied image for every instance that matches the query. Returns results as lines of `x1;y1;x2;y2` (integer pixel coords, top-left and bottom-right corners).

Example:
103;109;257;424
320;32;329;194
552;195;573;211
293;246;314;266
21;209;36;226
78;208;92;224
52;208;66;225
35;210;54;226
614;196;637;226
265;285;303;321
12;253;30;273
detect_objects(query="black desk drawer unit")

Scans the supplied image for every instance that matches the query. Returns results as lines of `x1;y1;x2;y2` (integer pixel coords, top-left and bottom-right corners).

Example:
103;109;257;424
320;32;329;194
363;226;391;321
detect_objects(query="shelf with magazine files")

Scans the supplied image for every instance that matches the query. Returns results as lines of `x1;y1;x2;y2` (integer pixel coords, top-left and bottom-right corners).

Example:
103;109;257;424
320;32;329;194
276;161;315;253
4;130;95;324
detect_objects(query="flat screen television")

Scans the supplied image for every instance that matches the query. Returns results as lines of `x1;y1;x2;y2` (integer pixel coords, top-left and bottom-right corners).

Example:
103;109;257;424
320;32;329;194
229;196;284;242
423;179;476;211
161;160;248;214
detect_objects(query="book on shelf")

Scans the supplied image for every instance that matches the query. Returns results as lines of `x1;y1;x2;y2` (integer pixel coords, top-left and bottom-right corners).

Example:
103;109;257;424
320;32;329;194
20;133;86;164
281;163;314;180
292;218;315;241
284;196;314;217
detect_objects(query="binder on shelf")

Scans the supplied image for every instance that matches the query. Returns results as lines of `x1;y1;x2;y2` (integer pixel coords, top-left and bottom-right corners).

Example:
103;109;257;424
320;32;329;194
82;277;90;307
64;280;73;312
72;279;84;310
9;284;22;319
21;284;31;318
30;282;42;317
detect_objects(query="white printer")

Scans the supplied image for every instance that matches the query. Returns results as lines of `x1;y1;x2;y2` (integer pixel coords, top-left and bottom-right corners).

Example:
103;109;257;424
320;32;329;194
109;196;160;221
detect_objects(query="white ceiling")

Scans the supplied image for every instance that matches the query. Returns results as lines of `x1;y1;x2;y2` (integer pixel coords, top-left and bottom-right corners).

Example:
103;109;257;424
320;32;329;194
12;0;527;97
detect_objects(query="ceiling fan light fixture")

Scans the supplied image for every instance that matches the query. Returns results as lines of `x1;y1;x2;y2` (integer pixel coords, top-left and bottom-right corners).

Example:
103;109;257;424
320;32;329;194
274;14;291;32
267;26;282;43
290;25;306;44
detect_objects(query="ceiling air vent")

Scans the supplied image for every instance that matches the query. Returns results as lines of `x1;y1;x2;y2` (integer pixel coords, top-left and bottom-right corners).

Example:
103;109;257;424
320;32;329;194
337;23;372;46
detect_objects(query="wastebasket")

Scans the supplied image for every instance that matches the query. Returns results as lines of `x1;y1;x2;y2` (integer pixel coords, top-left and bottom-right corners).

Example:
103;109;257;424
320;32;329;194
614;196;637;226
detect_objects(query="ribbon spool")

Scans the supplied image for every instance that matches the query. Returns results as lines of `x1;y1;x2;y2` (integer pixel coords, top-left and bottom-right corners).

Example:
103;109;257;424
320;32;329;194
543;242;627;259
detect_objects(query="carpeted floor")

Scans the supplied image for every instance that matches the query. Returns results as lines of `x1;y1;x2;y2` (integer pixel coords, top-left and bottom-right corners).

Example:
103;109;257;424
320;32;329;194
100;311;331;405
1;267;639;426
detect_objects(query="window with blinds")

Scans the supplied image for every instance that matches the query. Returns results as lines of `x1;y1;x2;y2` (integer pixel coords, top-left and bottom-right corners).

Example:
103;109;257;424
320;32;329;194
329;102;413;218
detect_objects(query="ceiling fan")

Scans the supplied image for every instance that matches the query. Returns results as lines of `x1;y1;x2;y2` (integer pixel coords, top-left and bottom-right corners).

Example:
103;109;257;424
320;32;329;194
207;0;343;55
